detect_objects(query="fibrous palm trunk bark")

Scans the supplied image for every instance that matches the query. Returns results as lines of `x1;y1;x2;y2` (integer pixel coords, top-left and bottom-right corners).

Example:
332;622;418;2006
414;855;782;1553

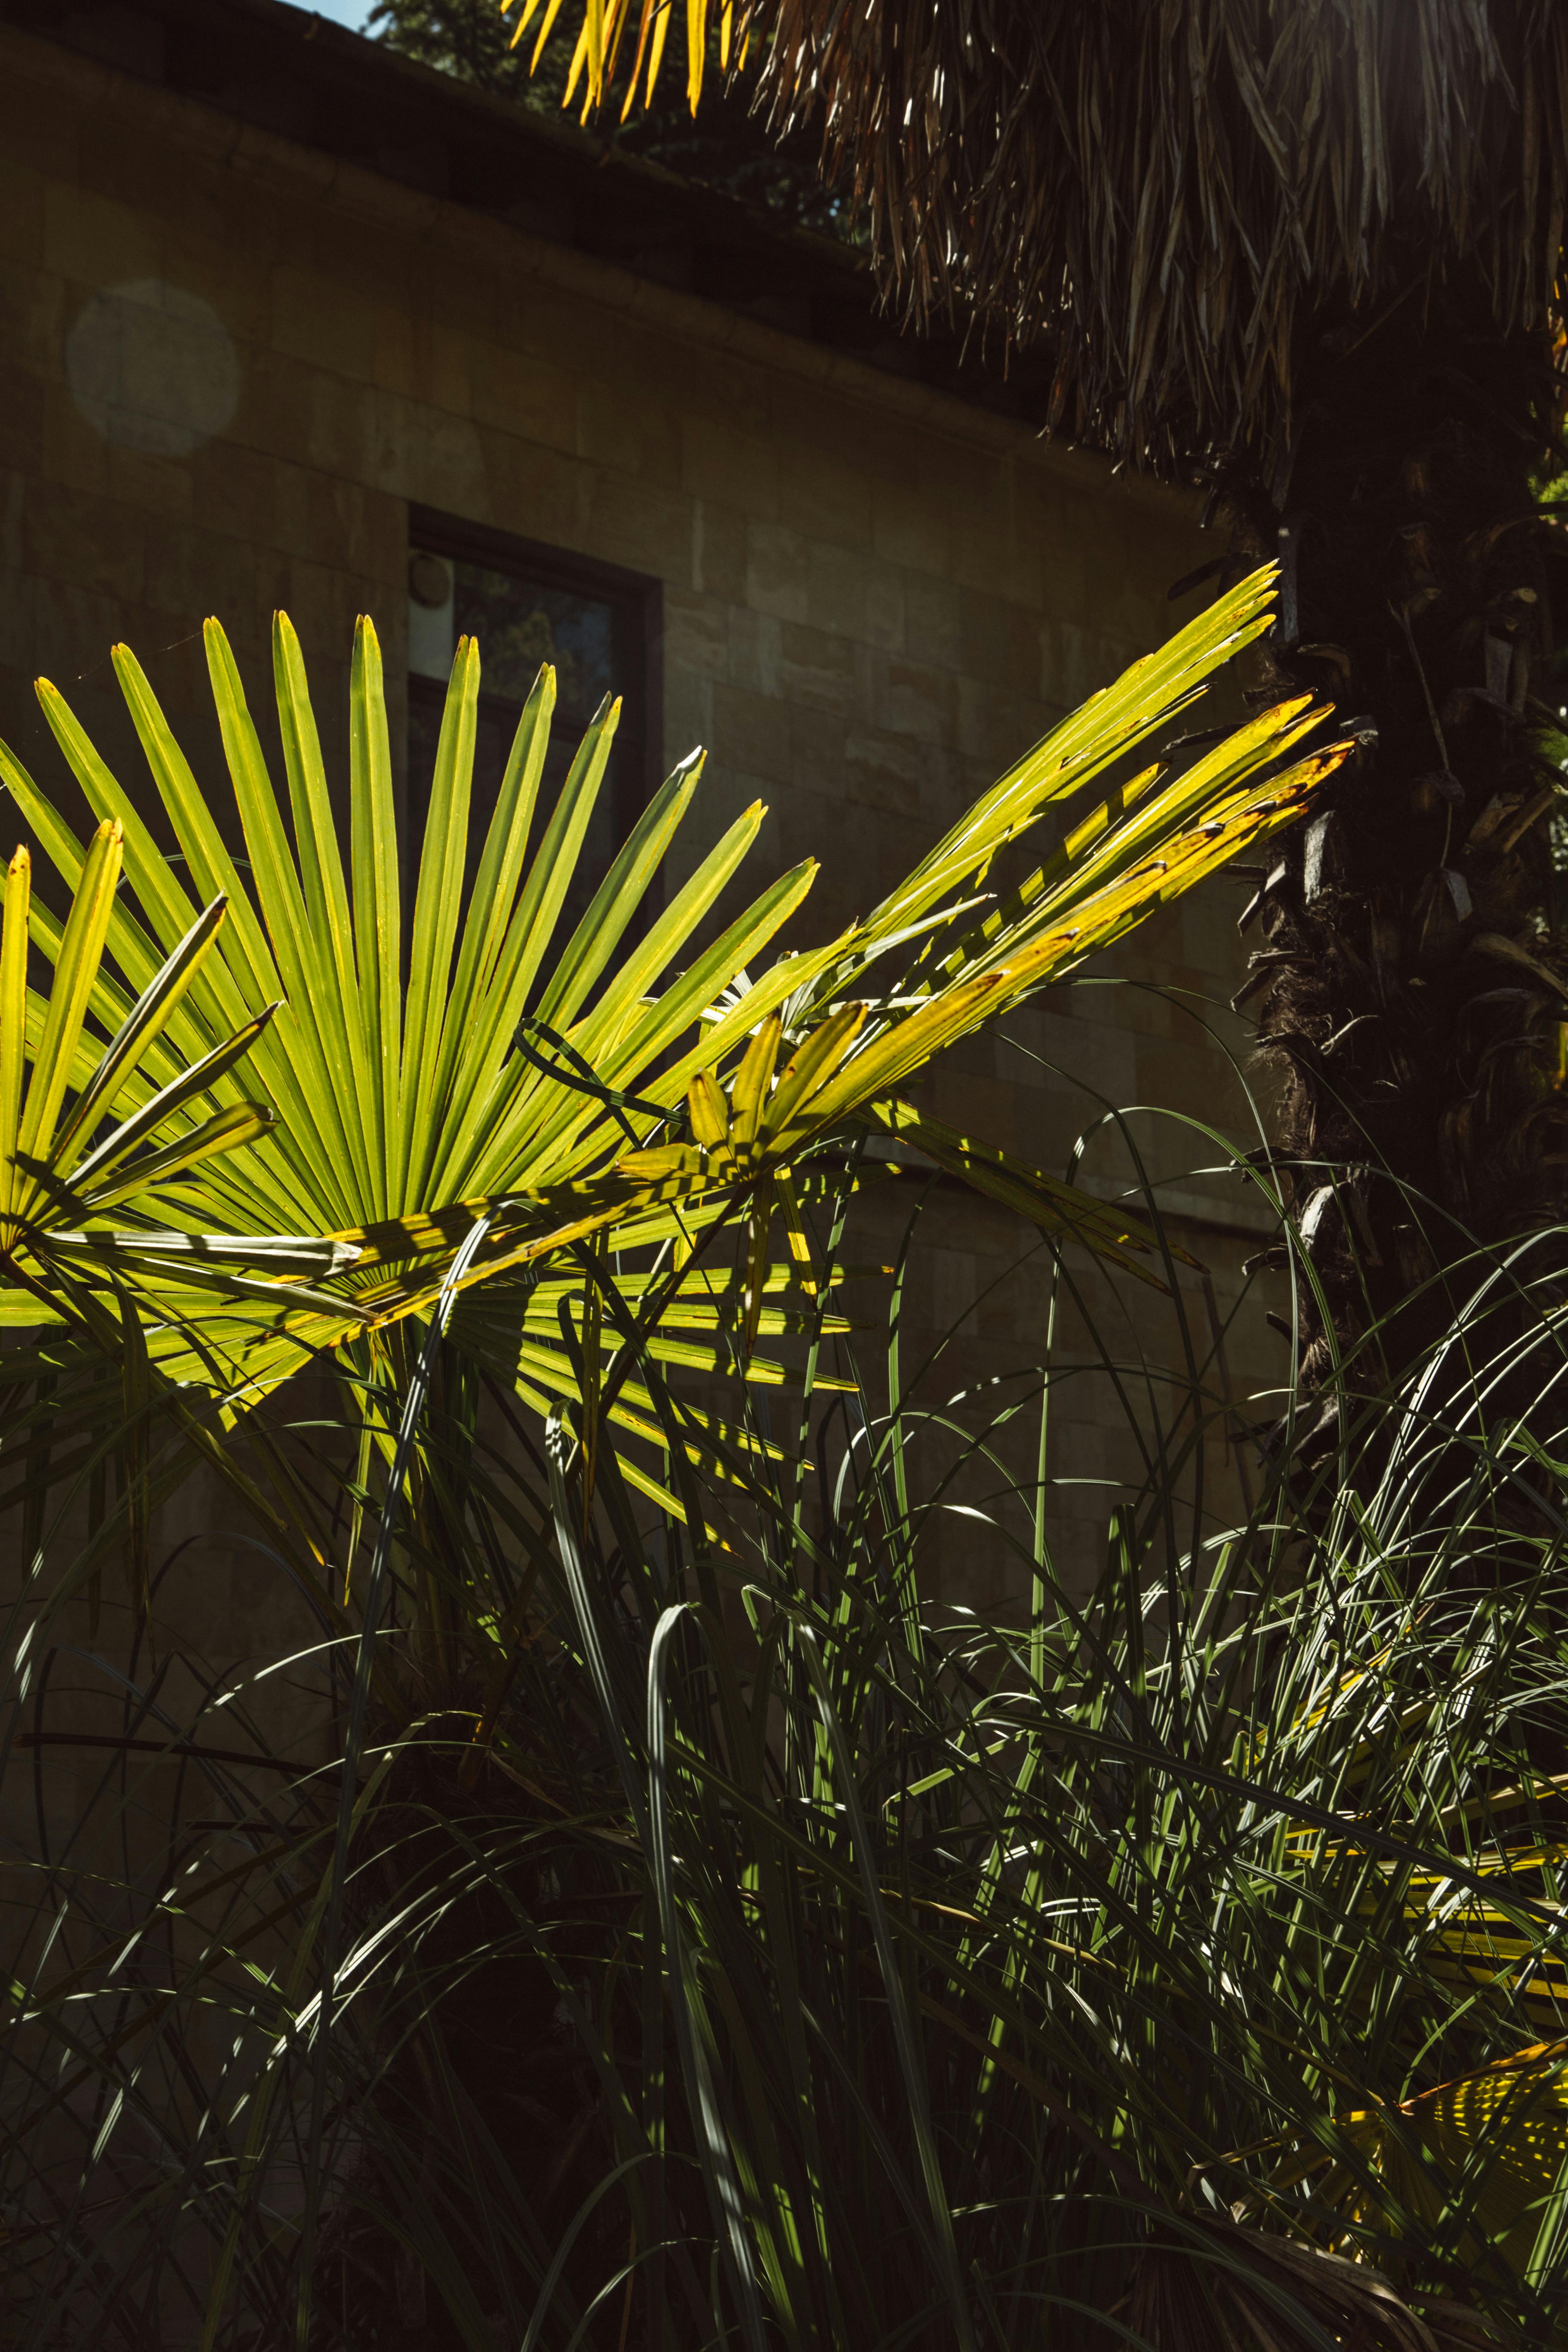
1225;291;1566;1403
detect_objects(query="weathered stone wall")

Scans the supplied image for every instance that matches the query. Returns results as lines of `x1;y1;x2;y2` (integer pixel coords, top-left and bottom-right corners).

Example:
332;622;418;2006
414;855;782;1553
0;22;1287;1615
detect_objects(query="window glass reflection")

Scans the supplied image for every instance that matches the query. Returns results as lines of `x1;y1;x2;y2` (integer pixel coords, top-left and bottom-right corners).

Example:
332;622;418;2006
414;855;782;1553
450;563;615;728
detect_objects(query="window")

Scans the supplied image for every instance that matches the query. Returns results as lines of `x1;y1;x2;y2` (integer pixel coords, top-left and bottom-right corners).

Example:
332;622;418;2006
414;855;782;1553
405;509;662;938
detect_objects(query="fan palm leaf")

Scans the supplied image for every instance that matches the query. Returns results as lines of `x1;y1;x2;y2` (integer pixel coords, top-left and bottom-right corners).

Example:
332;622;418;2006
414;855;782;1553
0;567;1339;1445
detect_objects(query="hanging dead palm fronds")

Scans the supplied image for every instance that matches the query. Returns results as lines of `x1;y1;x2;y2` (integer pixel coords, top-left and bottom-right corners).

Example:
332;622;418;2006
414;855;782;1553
506;0;1568;476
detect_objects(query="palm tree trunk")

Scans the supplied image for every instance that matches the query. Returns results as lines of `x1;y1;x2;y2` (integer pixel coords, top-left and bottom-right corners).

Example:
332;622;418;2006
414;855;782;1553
1225;290;1565;1393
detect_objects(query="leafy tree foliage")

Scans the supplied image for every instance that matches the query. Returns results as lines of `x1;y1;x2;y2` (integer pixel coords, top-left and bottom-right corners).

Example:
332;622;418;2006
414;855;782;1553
367;0;856;236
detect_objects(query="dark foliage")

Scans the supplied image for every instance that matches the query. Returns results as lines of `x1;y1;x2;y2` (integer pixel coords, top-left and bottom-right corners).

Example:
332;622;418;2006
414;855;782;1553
1225;299;1568;1389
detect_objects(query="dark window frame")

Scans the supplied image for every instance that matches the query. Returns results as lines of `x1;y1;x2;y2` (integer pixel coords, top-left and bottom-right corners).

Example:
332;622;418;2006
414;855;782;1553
405;502;665;903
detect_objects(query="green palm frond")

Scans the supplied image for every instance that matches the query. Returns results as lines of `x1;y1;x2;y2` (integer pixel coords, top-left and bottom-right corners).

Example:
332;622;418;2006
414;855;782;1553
0;567;1338;1464
1253;2037;1568;2285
